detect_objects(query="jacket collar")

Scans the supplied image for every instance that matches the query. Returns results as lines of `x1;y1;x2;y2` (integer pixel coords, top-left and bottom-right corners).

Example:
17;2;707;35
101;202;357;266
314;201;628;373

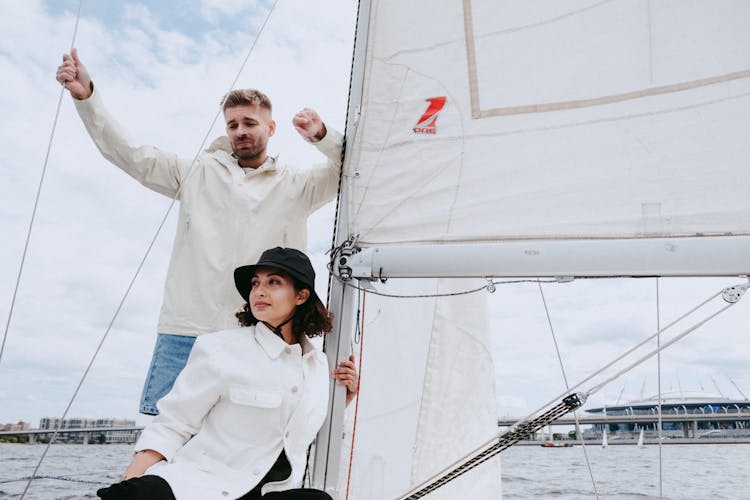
240;155;276;173
254;322;315;359
206;136;278;174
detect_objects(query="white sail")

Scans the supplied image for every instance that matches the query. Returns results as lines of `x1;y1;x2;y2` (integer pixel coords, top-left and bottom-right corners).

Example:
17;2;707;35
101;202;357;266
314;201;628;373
337;280;500;499
348;0;750;245
637;428;645;448
343;0;750;276
317;0;750;498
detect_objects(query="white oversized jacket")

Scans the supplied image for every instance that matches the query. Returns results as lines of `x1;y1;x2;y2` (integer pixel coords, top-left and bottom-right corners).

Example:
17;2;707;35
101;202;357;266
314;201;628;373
74;89;343;336
135;324;329;499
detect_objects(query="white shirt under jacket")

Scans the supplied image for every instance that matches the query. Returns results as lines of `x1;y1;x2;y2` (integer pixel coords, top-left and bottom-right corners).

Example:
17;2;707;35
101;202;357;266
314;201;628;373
134;323;330;499
73;89;343;336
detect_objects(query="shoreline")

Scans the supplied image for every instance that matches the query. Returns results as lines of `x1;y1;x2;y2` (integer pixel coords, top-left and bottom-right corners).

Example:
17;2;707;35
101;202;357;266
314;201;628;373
516;437;750;446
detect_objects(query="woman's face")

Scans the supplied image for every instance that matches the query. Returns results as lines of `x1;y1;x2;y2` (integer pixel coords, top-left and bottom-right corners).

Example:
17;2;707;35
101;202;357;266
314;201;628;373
249;267;309;326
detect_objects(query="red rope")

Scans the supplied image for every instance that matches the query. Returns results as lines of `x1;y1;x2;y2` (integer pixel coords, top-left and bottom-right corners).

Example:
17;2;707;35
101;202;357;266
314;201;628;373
345;289;366;499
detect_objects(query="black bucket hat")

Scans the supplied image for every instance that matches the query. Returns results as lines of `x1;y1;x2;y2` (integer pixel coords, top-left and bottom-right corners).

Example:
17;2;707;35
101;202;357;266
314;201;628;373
234;247;321;306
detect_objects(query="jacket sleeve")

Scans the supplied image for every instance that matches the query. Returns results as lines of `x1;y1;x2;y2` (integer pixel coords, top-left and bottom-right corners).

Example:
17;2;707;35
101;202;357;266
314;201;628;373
73;87;193;198
299;128;344;212
134;337;222;461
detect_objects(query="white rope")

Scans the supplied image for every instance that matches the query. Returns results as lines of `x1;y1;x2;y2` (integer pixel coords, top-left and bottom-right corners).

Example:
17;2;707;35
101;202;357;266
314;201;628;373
19;3;280;498
586;300;734;396
522;288;724;424
399;393;586;499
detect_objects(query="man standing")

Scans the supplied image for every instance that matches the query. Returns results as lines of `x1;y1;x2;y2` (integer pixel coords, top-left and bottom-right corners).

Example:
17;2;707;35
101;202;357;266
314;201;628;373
56;49;343;415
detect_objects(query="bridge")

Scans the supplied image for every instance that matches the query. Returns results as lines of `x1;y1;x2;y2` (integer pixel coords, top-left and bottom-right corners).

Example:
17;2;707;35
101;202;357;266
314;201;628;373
499;411;750;427
0;426;144;444
498;411;750;440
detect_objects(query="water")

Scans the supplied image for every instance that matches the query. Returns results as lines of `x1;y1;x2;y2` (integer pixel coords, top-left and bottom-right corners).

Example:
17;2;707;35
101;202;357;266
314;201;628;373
0;444;129;499
501;444;750;500
1;443;748;499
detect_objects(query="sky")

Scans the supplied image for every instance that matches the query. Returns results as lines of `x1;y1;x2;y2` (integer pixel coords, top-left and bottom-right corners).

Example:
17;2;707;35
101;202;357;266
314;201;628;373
1;0;748;432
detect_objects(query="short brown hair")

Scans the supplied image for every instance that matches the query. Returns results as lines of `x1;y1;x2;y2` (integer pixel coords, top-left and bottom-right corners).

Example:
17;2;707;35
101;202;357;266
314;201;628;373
221;89;272;112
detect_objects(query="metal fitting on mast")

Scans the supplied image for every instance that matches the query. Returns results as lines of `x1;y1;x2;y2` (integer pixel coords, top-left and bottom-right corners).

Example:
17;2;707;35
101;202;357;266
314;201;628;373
332;235;360;282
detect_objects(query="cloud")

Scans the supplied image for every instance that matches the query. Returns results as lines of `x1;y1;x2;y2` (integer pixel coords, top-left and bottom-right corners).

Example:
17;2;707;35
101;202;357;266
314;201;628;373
487;276;750;417
0;0;358;427
199;0;262;24
1;1;747;436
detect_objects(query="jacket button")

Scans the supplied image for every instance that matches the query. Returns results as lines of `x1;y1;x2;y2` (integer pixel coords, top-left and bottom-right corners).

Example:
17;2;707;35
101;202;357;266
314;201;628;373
253;469;261;475
285;431;290;438
222;492;229;496
291;386;298;393
284;346;292;354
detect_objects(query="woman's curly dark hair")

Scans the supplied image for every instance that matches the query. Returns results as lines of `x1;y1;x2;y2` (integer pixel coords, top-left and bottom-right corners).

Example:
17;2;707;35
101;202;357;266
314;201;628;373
235;272;333;338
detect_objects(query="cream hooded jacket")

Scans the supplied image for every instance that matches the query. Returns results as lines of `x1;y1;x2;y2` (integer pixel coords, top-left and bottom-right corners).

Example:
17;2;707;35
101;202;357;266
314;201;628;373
74;88;343;336
134;324;329;499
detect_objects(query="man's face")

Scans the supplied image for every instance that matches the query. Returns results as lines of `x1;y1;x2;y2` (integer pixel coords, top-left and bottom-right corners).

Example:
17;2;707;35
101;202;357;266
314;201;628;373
225;104;276;168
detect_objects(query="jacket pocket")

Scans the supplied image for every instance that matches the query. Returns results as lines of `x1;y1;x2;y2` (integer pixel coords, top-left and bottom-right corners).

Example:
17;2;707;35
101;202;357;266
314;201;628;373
228;387;282;409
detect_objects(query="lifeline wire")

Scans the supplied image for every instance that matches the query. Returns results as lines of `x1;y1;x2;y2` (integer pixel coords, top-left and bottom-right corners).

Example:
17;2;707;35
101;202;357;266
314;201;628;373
536;281;600;500
341;277;559;299
19;3;279;498
1;474;110;486
0;1;83;366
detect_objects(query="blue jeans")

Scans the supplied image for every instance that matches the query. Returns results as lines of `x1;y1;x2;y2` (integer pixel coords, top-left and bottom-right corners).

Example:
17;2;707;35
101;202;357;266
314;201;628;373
139;333;196;415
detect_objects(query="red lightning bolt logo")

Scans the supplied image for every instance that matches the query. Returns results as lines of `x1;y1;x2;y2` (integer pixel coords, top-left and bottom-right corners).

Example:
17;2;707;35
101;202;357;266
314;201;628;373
413;96;446;134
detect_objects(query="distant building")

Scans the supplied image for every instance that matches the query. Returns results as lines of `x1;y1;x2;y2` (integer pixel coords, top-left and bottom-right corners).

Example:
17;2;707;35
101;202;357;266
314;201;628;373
38;417;140;444
584;391;750;439
2;421;31;431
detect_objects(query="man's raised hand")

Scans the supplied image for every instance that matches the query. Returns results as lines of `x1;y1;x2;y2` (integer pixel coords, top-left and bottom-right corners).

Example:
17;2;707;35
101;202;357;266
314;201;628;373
56;48;92;100
293;108;327;142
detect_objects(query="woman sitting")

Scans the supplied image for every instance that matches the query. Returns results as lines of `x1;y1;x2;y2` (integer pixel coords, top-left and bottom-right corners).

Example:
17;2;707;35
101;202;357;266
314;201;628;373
97;247;358;499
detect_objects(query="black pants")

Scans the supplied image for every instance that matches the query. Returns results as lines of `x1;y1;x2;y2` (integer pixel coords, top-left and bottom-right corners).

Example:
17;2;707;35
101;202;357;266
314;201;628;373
96;475;333;500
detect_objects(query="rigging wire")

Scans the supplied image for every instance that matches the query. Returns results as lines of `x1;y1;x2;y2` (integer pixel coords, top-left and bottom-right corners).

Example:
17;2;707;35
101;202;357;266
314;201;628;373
656;278;664;499
18;3;280;498
0;1;83;367
395;281;745;498
525;288;723;422
536;281;600;500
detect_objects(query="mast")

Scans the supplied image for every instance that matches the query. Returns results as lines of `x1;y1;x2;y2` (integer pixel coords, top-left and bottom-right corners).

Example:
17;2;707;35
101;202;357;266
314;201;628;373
312;0;371;495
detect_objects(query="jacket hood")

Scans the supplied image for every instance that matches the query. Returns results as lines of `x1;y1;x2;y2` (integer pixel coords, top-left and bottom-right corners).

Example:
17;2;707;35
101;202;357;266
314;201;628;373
206;136;232;153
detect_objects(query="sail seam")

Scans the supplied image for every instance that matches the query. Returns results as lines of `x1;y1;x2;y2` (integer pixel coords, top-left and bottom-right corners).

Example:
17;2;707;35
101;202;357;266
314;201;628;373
462;0;750;117
474;69;750;118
